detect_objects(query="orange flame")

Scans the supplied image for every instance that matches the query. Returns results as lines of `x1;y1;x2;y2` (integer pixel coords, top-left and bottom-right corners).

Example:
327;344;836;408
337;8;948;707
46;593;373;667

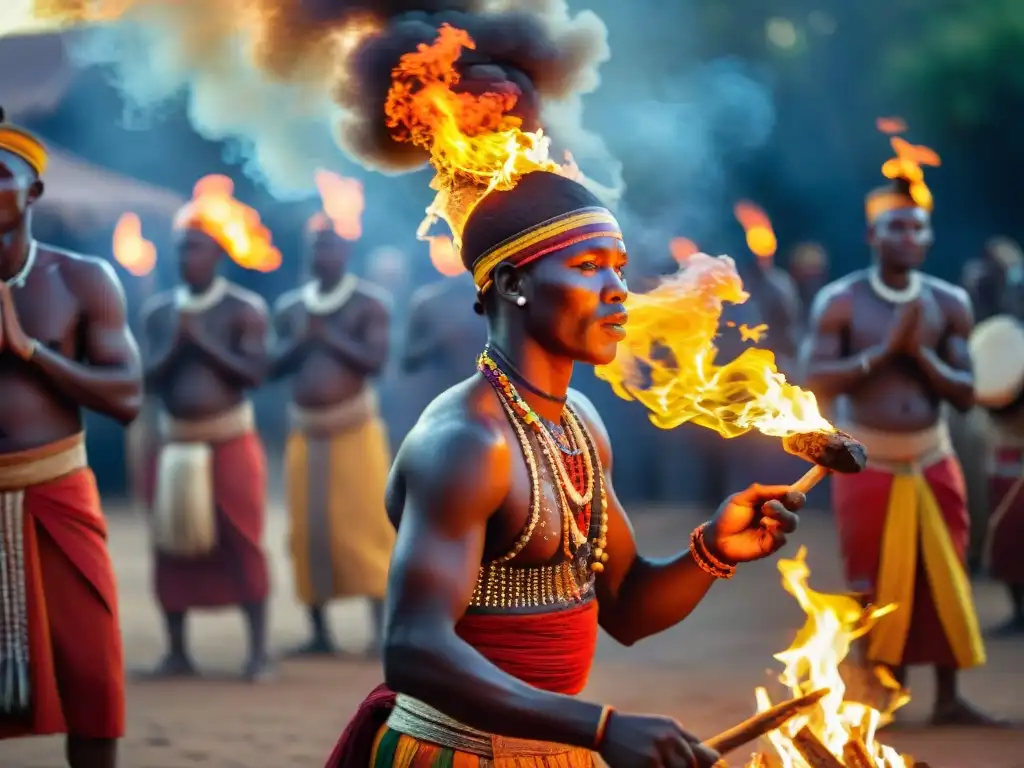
112;212;156;277
384;24;567;246
428;235;464;277
741;548;912;767
875;116;907;135
174;175;281;273
669;237;699;265
314;169;365;241
877;121;941;212
738;323;767;343
594;253;831;439
734;201;777;260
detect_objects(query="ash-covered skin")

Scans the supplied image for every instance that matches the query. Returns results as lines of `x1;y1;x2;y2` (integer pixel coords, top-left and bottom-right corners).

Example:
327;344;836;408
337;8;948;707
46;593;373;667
782;430;867;474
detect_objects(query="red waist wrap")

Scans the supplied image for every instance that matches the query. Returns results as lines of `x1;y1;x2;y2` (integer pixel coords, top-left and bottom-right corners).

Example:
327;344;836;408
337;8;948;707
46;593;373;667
325;600;599;767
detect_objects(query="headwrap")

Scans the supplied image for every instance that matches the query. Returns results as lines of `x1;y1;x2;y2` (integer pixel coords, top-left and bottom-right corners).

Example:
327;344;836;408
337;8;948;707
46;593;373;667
0;116;48;177
460;171;622;296
173;175;281;272
864;178;927;226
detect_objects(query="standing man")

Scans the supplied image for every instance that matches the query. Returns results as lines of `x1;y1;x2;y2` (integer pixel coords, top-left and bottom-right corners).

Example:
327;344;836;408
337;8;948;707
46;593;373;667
0;116;142;767
140;190;273;682
801;175;998;725
271;213;394;656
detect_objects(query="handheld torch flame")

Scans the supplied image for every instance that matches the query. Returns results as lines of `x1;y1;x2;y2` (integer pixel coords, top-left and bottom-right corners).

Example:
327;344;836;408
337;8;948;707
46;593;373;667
734;200;778;262
428;234;463;277
112;212;156;277
384;24;566;247
670;237;699;265
594;253;831;439
314;169;364;241
743;547;912;768
175;174;281;273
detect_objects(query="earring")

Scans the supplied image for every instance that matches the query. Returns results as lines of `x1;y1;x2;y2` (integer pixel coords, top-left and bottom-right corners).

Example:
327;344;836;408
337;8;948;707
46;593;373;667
516;296;527;307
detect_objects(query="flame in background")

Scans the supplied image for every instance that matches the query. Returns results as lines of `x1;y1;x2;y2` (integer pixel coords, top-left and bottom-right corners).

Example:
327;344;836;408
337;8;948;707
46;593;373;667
738;323;767;343
384;23;575;245
594;253;831;438
877;121;941;212
112;212;156;276
743;548;911;768
875;116;907;135
734;200;777;260
314;169;365;241
174;174;281;273
428;234;463;277
670;237;699;265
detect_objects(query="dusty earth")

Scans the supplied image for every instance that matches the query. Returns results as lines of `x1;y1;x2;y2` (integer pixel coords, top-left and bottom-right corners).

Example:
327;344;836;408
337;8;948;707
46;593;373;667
2;504;1023;767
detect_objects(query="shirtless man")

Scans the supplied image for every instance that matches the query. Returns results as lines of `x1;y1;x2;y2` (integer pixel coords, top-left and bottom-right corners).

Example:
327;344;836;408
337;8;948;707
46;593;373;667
0;117;142;767
140;196;272;681
327;170;805;768
271;214;395;655
801;176;998;725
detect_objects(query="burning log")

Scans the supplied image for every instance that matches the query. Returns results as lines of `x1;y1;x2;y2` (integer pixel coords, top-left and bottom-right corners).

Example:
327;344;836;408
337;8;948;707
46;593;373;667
792;726;844;768
842;737;875;768
783;429;867;494
703;688;829;756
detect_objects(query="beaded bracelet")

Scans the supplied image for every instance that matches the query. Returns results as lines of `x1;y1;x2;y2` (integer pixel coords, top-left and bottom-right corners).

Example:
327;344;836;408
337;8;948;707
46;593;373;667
593;705;615;750
689;524;736;579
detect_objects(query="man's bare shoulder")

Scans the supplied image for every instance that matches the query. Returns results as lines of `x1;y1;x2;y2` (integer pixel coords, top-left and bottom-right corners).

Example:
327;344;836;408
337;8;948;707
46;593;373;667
223;282;269;319
808;270;866;319
923;274;972;313
48;248;127;307
354;278;393;315
273;287;304;316
398;379;511;501
140;290;176;321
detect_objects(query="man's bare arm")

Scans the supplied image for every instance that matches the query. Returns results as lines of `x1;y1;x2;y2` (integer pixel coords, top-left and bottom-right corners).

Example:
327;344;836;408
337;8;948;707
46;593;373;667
31;259;143;424
322;300;389;376
800;284;886;396
912;288;975;412
140;298;180;385
571;392;717;647
268;302;307;380
382;418;605;747
189;301;269;388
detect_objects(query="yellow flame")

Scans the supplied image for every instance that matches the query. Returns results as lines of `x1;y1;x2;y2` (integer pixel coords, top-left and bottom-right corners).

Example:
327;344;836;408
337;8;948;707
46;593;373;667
738;323;768;343
112;212;156;277
743;548;912;768
734;200;778;260
428;234;463;277
594;253;831;438
314;169;365;241
384;24;570;247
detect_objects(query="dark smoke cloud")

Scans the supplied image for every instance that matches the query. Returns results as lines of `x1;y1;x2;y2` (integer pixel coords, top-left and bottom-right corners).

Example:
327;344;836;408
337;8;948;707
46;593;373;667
54;0;619;199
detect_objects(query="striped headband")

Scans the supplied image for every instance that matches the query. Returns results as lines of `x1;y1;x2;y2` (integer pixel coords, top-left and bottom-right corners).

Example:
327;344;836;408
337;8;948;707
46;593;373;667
471;207;623;294
865;190;926;225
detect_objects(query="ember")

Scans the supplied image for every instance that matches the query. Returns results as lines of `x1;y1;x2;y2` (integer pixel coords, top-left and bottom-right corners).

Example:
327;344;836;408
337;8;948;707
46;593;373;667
733;548;911;768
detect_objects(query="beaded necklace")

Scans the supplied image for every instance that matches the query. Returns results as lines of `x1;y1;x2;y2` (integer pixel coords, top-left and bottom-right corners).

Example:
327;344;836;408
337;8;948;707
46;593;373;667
478;350;609;572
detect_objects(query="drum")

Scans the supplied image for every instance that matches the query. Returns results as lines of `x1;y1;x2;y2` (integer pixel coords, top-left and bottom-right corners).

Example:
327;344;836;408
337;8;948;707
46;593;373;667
970;314;1024;410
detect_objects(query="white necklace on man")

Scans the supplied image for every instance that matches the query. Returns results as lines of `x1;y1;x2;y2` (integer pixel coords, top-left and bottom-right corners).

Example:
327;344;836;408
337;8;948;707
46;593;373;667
5;240;37;289
175;276;228;313
302;273;358;315
868;266;922;304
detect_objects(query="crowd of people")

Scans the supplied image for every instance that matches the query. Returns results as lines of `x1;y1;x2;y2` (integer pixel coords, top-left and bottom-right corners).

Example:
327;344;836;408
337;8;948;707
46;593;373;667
1;102;1023;768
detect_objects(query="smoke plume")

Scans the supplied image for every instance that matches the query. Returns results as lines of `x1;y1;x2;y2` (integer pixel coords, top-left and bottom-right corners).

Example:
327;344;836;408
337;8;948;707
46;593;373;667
47;0;619;199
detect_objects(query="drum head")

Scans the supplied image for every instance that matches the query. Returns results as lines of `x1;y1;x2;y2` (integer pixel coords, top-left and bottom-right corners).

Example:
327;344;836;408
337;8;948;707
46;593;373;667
971;315;1024;409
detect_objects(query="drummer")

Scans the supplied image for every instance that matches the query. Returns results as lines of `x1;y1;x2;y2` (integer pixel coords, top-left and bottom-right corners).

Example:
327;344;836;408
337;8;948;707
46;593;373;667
971;314;1024;636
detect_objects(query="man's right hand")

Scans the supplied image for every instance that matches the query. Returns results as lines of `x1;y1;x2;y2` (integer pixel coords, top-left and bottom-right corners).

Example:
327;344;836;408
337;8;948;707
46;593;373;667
599;712;722;768
883;300;921;355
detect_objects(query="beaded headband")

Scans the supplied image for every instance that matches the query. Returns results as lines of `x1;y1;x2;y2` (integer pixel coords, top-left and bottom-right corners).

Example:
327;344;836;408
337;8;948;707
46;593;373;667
471;206;622;295
0;124;48;176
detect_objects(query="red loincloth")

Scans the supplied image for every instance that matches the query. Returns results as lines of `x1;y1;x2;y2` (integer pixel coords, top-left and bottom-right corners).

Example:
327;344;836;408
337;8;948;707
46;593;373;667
832;456;970;667
987;446;1024;585
324;600;599;767
0;440;124;739
150;431;270;611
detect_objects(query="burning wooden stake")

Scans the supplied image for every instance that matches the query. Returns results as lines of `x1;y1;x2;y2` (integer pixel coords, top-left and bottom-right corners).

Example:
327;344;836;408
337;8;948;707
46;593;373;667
703;688;829;756
842;737;875;768
783;429;867;494
792;726;844;768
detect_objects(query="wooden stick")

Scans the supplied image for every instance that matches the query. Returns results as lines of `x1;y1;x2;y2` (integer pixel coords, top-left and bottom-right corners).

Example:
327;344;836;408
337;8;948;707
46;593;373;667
703;688;829;756
790;464;830;495
792;726;844;768
842;737;875;768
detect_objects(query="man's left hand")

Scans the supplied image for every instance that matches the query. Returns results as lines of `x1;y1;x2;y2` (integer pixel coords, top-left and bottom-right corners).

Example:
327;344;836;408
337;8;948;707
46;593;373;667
704;484;804;564
0;283;37;361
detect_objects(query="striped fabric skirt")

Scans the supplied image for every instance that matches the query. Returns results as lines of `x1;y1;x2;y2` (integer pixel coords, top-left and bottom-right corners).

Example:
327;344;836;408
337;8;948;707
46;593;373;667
371;725;596;767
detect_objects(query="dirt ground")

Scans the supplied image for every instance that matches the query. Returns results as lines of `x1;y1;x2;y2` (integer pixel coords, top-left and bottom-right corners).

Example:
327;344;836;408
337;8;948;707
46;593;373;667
3;503;1024;768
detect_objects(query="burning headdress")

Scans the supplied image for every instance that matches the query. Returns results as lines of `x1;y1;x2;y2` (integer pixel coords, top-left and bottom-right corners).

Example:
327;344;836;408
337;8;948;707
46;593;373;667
866;119;940;226
28;0;619;208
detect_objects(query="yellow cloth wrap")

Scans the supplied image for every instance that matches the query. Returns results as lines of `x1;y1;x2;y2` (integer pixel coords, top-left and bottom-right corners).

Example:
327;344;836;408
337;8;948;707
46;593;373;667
0;125;48;175
371;725;596;767
870;472;986;669
285;414;395;604
471;208;622;295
